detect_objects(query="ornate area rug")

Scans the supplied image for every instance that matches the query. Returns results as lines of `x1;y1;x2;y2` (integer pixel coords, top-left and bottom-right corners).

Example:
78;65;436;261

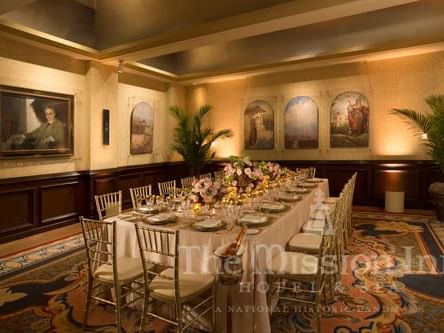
271;213;444;333
0;234;84;279
1;213;444;332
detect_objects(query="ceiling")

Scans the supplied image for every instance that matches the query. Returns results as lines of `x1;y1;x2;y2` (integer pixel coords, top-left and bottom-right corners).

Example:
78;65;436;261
0;0;444;84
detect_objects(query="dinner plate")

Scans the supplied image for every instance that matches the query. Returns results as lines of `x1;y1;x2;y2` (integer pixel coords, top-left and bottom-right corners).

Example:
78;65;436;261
246;228;260;235
276;192;301;202
124;216;139;222
192;218;224;231
259;202;287;213
137;205;161;214
145;213;177;225
299;183;318;188
305;178;324;183
240;214;269;226
286;187;310;194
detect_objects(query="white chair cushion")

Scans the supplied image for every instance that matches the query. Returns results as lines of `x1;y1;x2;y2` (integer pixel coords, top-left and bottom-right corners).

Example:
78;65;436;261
288;233;322;251
302;219;325;234
94;257;143;283
150;268;214;299
269;252;318;275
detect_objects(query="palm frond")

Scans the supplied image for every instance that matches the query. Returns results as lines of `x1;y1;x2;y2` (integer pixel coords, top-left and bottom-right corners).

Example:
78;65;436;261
392;95;444;172
391;108;431;133
168;104;233;175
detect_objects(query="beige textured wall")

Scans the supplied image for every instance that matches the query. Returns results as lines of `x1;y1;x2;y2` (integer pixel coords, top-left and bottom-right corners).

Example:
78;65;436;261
0;56;182;178
187;52;444;161
0;56;88;178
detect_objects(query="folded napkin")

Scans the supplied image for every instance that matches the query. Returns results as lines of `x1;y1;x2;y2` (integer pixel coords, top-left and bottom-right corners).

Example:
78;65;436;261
195;218;222;228
240;214;268;224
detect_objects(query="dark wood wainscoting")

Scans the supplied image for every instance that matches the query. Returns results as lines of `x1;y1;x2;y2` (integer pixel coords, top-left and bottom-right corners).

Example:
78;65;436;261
279;160;444;209
0;160;442;243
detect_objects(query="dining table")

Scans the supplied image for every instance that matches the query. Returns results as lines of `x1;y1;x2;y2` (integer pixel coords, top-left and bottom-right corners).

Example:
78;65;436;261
108;178;329;333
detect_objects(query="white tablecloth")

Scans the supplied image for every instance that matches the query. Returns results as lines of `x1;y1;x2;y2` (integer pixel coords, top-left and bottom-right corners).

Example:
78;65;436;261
110;180;329;333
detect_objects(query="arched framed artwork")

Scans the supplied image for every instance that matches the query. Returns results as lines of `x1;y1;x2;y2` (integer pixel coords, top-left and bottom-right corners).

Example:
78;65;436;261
244;99;274;150
330;91;369;148
130;101;154;154
284;96;319;149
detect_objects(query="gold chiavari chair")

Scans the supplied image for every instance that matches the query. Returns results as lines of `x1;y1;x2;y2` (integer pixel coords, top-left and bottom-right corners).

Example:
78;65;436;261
180;176;195;189
94;190;122;220
213;170;224;180
80;217;143;333
158;180;176;196
135;224;215;333
129;185;152;210
267;220;334;333
199;173;212;180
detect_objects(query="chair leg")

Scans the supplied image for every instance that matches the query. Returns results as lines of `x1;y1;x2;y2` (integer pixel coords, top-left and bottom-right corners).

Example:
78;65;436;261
83;277;93;330
115;286;122;333
175;300;183;333
212;283;216;332
139;289;149;333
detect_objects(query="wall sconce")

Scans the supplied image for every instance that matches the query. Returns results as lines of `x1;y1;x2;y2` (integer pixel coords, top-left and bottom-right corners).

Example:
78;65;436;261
421;132;428;141
117;60;124;74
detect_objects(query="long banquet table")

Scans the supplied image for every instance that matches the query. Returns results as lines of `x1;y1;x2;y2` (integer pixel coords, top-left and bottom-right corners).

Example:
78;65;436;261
109;180;329;333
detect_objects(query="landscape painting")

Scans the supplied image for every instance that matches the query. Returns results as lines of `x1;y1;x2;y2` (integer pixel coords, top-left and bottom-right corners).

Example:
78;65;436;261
284;96;318;149
130;101;154;154
330;91;369;148
244;99;275;150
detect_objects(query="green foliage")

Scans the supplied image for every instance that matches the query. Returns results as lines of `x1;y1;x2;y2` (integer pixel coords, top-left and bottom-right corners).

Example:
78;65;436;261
169;105;233;176
391;95;444;172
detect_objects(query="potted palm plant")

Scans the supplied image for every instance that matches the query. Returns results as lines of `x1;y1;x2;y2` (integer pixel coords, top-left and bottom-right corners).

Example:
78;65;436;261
391;95;444;221
169;104;233;176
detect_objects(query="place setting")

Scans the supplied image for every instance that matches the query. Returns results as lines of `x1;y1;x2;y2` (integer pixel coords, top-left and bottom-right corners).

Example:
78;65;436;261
191;217;225;232
142;212;177;225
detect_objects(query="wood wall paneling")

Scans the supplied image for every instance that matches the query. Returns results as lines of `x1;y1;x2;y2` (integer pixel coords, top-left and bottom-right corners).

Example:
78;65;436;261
1;160;443;243
40;181;80;224
0;188;35;234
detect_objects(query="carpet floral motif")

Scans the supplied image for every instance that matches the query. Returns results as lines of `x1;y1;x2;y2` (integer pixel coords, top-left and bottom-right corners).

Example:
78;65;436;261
271;214;444;333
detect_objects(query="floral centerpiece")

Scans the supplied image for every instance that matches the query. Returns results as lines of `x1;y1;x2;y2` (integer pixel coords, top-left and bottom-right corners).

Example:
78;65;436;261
190;177;226;204
257;161;282;181
224;155;263;193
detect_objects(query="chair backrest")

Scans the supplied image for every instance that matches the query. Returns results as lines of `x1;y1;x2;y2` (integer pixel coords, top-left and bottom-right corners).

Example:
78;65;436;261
158;180;176;196
199;173;212;180
213;170;224;180
130;185;152;209
94;191;122;220
80;217;116;282
135;224;179;294
181;176;195;189
309;167;316;178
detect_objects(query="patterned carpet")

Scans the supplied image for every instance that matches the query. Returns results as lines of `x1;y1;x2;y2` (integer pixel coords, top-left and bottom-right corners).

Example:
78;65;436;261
1;212;444;332
271;212;444;333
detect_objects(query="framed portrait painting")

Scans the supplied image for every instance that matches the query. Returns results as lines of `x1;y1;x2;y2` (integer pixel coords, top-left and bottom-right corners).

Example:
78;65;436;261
0;85;74;158
330;91;369;148
244;99;275;150
284;96;319;149
130;101;154;154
